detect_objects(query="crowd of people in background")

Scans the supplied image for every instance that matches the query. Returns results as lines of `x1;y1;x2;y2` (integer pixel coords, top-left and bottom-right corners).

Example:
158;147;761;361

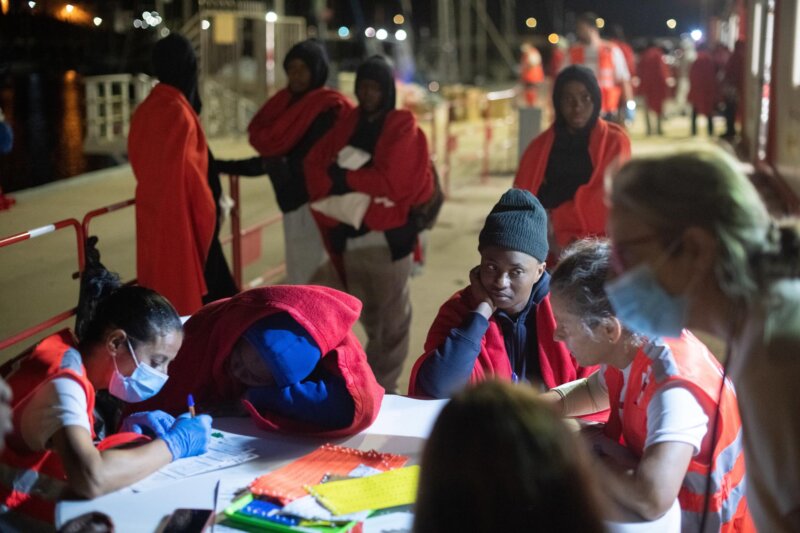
1;10;797;533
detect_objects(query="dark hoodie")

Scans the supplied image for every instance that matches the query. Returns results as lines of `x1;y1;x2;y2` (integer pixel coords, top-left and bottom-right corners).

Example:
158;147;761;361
346;56;396;154
152;33;202;114
283;39;330;91
536;65;601;210
133;286;384;437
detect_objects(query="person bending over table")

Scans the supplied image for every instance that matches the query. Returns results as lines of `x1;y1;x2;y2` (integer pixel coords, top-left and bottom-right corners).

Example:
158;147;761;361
0;249;211;524
408;189;596;399
135;285;384;438
415;380;605;533
543;238;754;531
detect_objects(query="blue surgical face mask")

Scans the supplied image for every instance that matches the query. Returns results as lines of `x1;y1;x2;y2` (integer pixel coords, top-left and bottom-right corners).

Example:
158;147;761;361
108;338;169;403
604;246;688;339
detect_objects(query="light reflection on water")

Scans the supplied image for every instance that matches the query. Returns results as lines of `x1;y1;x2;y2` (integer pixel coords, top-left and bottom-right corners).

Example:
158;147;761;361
0;71;117;193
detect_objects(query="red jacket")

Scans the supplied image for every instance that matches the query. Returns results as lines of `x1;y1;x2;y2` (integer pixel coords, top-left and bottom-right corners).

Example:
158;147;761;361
408;287;597;396
604;331;754;532
305;108;434;233
688;51;720;116
136;286;384;438
638;47;671;115
0;330;146;522
128;83;216;315
248;87;354;157
513;119;631;248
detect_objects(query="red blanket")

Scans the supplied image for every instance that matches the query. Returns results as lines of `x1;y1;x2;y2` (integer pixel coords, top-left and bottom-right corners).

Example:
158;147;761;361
513;119;631;248
688;51;720;116
638;47;671;115
136;285;384;438
248;88;353;156
408;287;597;396
128;84;215;315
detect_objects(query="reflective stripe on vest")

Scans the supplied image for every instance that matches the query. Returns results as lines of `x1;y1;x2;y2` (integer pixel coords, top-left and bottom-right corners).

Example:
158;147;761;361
680;475;748;533
569;44;620;112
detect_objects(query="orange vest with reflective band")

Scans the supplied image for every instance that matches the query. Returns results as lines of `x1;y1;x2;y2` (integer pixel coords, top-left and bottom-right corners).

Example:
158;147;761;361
569;43;622;113
603;331;755;532
0;330;146;523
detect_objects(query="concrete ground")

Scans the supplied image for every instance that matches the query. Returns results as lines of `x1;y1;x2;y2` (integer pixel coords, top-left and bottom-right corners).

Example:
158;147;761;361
0;111;728;391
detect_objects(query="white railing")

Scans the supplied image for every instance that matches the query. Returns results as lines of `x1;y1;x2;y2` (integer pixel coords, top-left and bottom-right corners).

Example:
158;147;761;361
83;74;155;155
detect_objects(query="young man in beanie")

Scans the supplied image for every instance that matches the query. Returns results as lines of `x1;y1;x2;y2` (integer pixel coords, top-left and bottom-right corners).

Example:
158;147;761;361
408;189;596;398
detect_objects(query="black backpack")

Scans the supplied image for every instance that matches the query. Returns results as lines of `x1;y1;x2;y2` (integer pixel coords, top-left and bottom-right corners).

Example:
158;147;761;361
409;164;445;232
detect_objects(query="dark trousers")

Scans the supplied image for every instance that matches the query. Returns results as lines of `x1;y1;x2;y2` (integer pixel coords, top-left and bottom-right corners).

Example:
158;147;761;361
723;99;738;137
691;107;714;136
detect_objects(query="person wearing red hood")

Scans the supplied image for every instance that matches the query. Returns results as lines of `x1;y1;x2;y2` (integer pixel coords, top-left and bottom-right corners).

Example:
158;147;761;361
688;45;720;137
247;40;354;285
408;189;596;399
637;43;671;136
128;34;216;316
514;65;631;259
136;286;384;437
304;56;434;393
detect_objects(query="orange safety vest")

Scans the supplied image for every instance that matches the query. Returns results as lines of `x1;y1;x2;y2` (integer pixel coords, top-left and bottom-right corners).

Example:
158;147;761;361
603;331;755;532
0;330;146;522
569;43;622;114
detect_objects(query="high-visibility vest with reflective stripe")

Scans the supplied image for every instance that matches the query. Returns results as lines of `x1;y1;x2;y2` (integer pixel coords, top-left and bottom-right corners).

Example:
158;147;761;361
569;43;622;113
603;331;755;532
0;330;146;522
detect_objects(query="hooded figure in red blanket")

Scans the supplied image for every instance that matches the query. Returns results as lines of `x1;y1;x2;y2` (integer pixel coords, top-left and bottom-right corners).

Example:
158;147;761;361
128;34;216;316
136;286;384;438
304;56;434;393
514;65;631;260
409;189;597;399
688;45;720;137
637;44;671;136
247;40;354;285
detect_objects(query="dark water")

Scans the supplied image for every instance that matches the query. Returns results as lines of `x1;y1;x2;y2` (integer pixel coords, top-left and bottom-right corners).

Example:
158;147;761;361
0;71;118;194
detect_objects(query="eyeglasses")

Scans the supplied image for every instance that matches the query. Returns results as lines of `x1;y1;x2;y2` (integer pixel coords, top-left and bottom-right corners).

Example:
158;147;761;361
610;233;663;273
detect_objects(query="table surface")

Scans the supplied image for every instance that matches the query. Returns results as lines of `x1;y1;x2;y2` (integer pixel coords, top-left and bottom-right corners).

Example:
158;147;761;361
54;394;680;533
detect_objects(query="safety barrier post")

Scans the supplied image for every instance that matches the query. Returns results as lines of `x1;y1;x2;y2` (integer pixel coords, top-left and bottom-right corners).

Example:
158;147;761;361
229;174;243;291
0;219;85;351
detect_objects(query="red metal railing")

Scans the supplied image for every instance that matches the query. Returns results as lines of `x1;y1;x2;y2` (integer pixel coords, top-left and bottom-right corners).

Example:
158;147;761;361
0;219;85;351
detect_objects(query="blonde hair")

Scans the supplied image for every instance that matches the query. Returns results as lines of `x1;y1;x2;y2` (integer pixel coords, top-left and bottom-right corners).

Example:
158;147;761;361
610;148;775;302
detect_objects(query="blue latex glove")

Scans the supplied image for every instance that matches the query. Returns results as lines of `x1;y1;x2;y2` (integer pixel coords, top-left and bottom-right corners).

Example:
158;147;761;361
161;414;213;461
120;410;176;438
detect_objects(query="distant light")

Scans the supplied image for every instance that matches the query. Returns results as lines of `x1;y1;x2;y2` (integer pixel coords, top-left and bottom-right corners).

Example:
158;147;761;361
548;33;560;44
65;4;73;13
28;1;35;8
525;17;537;29
626;100;637;110
428;81;440;92
376;28;388;40
338;26;350;38
365;26;375;38
133;19;142;28
666;18;677;29
93;16;102;26
393;14;405;25
201;19;211;30
690;29;703;41
395;29;407;41
265;11;278;22
160;27;170;37
65;70;77;82
596;17;605;29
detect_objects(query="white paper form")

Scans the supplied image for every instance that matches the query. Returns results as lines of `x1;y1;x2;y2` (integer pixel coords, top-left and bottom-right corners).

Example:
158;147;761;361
130;430;259;493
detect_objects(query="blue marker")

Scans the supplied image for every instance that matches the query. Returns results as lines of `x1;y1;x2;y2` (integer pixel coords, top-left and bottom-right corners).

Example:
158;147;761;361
187;394;196;418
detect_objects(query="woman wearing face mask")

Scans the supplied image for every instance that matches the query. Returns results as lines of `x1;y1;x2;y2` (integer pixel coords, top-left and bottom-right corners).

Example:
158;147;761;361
514;65;630;259
606;149;800;532
0;244;211;524
408;189;595;399
305;56;434;393
245;39;354;285
545;239;753;531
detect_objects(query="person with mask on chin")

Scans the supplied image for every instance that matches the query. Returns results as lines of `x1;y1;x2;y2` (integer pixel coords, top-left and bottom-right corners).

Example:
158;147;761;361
305;56;434;393
0;242;211;526
408;189;596;399
544;238;754;532
246;39;354;285
514;65;630;261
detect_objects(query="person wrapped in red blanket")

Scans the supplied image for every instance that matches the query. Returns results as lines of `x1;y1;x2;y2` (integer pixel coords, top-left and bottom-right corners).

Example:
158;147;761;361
247;39;354;285
304;56;434;393
128;34;216;315
136;286;384;438
514;65;631;260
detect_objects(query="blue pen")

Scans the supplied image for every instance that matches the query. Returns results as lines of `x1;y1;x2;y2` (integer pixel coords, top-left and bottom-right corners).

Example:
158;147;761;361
187;394;196;418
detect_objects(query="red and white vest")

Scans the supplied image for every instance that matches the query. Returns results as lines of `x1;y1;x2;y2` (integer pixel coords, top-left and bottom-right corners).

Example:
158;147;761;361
0;330;146;522
569;43;622;114
603;331;755;532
